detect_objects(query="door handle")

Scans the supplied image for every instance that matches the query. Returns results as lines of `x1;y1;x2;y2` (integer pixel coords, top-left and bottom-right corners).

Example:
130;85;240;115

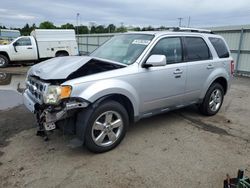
207;64;214;69
173;69;183;74
27;47;33;49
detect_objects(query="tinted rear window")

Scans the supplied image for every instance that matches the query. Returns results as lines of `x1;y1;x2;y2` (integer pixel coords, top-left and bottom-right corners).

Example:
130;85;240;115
185;37;211;61
209;37;230;58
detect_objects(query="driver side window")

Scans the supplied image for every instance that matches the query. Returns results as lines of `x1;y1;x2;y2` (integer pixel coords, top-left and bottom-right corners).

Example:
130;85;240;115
15;38;31;46
150;37;183;64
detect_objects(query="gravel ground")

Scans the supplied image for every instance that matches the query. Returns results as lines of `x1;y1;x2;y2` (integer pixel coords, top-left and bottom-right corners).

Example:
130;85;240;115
0;72;249;188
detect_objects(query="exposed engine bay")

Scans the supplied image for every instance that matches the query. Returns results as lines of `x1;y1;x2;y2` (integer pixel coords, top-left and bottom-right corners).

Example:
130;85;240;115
67;59;125;80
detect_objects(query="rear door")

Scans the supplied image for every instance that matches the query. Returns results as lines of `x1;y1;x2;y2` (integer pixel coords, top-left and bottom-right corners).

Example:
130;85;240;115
183;36;214;103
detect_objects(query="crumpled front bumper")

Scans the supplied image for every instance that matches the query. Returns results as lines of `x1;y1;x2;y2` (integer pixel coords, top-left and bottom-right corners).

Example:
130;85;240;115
23;89;90;131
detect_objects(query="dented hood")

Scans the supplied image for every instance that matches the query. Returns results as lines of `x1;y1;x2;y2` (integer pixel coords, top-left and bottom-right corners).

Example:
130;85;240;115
29;56;92;80
28;56;126;80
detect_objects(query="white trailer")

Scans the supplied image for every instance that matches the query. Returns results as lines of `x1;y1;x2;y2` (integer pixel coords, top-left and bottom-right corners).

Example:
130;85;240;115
0;29;78;67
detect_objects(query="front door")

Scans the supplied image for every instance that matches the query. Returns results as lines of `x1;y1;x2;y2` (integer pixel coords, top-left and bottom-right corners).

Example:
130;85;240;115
11;37;37;61
139;37;187;113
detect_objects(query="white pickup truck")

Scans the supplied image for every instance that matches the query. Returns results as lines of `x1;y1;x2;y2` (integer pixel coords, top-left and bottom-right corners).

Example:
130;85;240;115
0;29;78;67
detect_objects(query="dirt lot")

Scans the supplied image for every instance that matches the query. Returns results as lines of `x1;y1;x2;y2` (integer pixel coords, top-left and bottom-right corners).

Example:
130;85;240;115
0;69;249;187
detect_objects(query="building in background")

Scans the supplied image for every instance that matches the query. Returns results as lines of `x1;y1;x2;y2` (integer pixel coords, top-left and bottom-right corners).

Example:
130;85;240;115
0;29;20;45
209;25;250;75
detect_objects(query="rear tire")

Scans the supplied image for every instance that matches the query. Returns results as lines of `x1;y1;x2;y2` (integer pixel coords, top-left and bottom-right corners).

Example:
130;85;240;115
0;55;9;68
199;83;224;116
84;100;129;153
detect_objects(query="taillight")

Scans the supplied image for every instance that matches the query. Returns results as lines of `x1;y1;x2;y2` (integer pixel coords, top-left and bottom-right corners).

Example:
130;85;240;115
230;60;235;75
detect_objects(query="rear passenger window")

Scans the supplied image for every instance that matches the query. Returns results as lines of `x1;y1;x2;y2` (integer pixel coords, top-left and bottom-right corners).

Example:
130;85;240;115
150;37;182;64
185;37;211;61
209;37;229;58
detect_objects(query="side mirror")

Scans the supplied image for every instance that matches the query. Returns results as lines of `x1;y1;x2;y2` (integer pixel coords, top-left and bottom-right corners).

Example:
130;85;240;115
144;55;167;68
13;42;18;52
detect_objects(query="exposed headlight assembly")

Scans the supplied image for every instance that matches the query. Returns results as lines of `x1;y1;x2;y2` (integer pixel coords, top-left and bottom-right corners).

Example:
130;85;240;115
43;85;72;104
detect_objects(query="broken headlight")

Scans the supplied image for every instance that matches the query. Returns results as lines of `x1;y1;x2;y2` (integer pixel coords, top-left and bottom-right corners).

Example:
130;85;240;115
43;85;72;104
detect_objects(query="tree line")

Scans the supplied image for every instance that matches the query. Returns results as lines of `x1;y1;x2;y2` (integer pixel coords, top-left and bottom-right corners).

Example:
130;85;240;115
0;21;166;36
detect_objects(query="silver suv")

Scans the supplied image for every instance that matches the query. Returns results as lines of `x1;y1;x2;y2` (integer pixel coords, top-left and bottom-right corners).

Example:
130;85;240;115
23;28;234;152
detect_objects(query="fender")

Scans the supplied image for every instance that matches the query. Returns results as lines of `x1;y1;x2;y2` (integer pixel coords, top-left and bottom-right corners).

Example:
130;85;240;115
77;79;140;117
0;51;11;61
199;67;230;99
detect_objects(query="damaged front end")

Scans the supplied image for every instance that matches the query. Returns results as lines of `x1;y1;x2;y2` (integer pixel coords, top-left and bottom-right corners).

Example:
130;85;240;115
35;98;89;141
23;57;126;140
25;75;90;140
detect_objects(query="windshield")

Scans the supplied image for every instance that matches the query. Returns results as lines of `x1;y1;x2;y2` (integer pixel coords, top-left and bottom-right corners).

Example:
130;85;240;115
91;34;154;65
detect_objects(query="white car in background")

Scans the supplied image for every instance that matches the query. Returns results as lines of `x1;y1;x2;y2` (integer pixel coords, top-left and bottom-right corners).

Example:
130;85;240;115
0;29;78;67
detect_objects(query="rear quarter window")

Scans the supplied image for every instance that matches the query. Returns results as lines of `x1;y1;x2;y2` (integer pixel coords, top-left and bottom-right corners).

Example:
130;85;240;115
184;37;211;61
209;37;230;58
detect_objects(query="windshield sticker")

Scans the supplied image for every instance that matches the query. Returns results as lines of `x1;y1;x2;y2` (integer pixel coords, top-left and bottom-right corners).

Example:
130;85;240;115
132;40;151;45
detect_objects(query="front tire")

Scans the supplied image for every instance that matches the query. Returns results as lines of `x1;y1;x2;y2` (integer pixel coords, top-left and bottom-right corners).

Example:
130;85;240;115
199;83;224;116
0;55;9;68
84;101;129;153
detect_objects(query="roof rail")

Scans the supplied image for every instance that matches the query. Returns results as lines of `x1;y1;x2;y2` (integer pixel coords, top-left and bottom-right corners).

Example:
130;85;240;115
165;27;214;34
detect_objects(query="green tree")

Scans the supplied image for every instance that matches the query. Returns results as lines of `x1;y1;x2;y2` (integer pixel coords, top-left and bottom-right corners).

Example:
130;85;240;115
133;27;141;31
20;23;31;35
116;26;127;33
0;25;7;29
61;23;74;29
78;25;89;34
142;26;154;31
90;26;96;33
31;23;37;30
158;26;167;30
95;25;106;33
107;24;116;33
39;21;56;29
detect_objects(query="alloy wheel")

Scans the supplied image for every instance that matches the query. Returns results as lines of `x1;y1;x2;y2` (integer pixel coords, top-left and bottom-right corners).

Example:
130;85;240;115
209;89;222;112
91;111;124;147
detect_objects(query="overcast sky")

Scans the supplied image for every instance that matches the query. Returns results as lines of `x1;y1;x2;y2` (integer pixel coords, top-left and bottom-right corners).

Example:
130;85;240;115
1;0;250;28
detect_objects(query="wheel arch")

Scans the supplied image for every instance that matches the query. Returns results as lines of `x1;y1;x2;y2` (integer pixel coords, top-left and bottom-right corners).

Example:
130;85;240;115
75;93;136;145
211;77;228;95
0;51;10;61
55;50;69;57
199;69;230;100
92;94;135;124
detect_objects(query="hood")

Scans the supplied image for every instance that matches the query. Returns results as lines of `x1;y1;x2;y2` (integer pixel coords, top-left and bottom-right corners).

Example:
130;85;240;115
0;44;10;49
29;56;127;80
29;56;92;80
